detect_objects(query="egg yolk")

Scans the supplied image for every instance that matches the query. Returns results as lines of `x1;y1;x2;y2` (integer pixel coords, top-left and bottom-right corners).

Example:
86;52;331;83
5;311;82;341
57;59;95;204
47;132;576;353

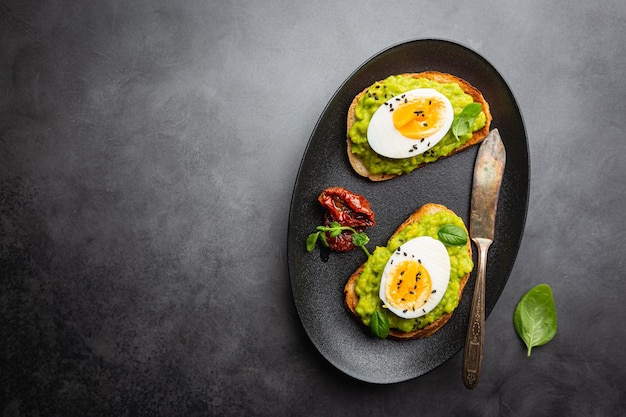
384;260;432;313
392;96;448;139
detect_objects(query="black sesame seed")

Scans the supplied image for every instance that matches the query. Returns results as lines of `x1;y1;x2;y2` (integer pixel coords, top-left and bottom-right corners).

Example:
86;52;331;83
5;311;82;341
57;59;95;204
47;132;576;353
422;308;426;313
432;290;437;293
403;252;407;256
420;138;425;142
409;291;415;295
403;309;408;313
428;100;432;105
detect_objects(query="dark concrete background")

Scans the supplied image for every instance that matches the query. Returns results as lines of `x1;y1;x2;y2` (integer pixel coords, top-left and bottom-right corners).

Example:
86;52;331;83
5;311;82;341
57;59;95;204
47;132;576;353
1;1;625;416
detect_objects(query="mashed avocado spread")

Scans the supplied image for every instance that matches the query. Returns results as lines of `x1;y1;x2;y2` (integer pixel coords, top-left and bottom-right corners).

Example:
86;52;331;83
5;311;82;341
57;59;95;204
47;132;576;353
348;75;487;175
354;210;474;333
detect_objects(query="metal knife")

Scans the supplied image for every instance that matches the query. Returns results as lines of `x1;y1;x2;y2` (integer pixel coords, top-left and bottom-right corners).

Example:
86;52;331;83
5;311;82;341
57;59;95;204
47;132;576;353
462;129;506;389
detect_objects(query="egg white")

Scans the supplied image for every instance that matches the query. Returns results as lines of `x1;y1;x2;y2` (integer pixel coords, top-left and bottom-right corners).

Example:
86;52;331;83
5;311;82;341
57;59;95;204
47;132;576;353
366;88;454;159
379;236;451;319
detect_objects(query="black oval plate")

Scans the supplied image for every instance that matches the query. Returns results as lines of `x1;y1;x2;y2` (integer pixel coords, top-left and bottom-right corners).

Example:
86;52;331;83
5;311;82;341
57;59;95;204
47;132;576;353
287;39;529;384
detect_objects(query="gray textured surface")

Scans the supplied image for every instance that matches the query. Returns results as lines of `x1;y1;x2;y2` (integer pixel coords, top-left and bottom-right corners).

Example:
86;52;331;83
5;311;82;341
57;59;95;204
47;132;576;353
1;1;625;416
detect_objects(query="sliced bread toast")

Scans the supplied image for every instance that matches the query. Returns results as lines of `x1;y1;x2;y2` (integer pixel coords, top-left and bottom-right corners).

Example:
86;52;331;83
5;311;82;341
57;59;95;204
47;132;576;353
344;203;472;339
346;71;492;181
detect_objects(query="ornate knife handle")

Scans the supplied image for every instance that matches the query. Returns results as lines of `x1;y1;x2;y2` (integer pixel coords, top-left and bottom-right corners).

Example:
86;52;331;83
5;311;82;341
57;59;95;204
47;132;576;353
462;237;491;389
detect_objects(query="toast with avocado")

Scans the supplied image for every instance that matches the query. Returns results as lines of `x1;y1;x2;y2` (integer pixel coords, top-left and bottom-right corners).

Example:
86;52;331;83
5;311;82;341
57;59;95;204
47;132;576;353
344;203;473;339
347;71;492;181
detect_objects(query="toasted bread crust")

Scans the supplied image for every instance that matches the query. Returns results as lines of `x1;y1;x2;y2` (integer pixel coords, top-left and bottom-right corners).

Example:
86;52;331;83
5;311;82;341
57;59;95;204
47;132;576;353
343;203;472;340
347;71;492;181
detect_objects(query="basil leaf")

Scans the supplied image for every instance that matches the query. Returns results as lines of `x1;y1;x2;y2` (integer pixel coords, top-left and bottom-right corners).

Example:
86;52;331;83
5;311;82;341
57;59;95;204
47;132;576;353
318;231;328;247
451;103;483;141
308;224;371;257
329;228;342;238
438;224;468;246
352;232;369;247
370;310;389;339
306;232;319;252
514;284;557;356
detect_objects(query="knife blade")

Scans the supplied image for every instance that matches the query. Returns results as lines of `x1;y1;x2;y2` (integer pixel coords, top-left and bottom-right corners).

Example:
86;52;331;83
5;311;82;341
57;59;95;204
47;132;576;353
462;128;506;389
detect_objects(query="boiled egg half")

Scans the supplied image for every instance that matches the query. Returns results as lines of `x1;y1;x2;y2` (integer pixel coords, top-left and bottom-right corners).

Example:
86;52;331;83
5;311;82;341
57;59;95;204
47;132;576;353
379;236;450;319
367;88;454;159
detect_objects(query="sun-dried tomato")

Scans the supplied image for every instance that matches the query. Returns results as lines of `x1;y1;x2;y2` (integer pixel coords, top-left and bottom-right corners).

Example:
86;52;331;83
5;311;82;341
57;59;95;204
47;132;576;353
318;187;376;252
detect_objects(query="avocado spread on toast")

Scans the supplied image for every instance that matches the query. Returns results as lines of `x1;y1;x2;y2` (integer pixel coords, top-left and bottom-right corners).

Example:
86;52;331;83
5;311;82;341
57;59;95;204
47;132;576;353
348;75;487;176
354;210;473;332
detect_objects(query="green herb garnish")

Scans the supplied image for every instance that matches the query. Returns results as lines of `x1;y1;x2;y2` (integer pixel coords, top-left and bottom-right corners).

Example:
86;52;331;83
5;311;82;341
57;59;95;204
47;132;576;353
451;102;483;141
514;284;558;356
370;309;389;339
306;221;371;257
438;224;468;246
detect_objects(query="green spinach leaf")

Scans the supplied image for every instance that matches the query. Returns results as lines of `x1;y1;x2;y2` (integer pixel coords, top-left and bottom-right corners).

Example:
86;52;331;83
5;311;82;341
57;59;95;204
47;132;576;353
451;102;483;141
514;284;557;356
